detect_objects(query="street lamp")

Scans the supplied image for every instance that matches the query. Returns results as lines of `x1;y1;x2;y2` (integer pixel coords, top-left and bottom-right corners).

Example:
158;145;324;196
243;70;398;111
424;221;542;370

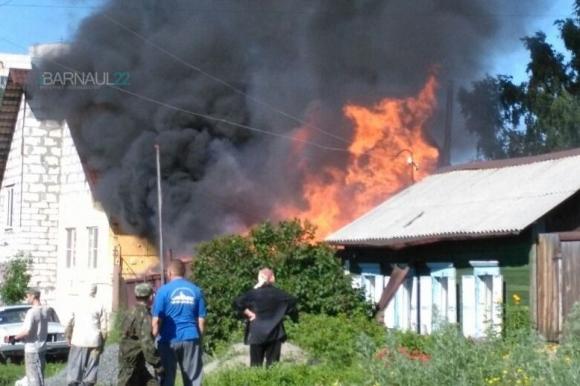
393;148;418;183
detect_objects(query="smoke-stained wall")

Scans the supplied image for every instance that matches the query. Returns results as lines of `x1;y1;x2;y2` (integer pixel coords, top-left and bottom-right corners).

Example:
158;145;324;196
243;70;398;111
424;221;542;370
30;0;547;252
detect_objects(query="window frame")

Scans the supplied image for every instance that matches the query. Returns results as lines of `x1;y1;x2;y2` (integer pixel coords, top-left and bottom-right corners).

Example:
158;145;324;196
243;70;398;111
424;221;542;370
5;185;14;229
65;227;77;268
87;226;99;269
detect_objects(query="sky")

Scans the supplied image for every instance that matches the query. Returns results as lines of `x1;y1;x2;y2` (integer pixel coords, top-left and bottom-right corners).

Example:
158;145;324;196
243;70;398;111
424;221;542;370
0;0;575;168
0;0;104;53
0;0;575;78
0;0;575;82
491;0;575;83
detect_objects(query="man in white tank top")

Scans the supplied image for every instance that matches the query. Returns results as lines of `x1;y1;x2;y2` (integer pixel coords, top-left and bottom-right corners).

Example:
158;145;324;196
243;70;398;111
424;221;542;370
14;288;48;386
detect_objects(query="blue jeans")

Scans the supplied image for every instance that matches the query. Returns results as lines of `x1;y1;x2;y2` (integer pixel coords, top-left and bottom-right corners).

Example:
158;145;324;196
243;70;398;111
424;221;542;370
158;340;202;386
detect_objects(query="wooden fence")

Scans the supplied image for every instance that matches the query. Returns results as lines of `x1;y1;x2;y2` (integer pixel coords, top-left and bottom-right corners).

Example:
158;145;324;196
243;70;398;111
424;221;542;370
535;232;580;341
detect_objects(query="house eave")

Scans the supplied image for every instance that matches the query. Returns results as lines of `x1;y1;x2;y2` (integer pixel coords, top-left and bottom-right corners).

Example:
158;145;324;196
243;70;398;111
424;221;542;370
327;229;523;249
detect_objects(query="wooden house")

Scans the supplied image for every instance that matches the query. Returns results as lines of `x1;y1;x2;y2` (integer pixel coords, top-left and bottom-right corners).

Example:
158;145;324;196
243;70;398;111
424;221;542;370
326;149;580;340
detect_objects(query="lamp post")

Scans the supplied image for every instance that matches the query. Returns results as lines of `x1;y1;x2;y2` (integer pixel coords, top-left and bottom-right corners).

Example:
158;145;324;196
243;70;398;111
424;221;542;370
154;144;165;284
393;148;418;183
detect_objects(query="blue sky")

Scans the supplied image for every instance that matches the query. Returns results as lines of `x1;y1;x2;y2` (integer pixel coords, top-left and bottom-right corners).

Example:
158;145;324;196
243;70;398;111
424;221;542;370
0;0;104;53
0;0;575;83
492;0;575;83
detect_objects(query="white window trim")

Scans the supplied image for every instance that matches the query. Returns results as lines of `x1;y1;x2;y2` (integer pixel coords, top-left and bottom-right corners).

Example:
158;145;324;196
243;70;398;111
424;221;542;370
65;227;77;268
427;263;457;328
5;185;14;230
87;226;98;269
463;261;503;338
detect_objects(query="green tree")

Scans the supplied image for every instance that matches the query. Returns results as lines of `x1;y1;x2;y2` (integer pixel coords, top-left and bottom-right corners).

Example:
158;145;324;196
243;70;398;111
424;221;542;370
190;220;372;352
459;1;580;159
0;254;31;305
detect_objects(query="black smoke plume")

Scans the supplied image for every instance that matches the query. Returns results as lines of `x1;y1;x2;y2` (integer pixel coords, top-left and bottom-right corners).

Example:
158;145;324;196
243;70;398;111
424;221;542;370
30;0;547;252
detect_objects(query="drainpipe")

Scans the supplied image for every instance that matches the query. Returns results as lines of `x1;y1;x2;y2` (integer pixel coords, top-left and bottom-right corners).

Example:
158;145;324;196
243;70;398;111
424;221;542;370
19;94;26;228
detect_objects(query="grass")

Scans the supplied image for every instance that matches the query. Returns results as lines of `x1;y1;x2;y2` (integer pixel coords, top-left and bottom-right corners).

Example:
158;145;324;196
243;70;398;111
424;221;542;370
503;265;530;305
204;363;364;386
0;361;65;386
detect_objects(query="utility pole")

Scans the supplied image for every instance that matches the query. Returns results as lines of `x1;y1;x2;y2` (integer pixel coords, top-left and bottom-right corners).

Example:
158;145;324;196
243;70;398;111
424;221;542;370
155;144;165;284
441;80;454;167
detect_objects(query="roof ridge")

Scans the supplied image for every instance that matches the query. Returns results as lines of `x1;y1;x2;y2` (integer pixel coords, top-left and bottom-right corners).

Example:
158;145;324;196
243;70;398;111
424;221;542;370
436;147;580;174
326;151;580;247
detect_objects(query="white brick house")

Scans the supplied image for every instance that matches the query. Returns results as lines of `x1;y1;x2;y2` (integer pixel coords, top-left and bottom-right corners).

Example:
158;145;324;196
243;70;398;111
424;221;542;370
0;67;61;302
0;66;118;317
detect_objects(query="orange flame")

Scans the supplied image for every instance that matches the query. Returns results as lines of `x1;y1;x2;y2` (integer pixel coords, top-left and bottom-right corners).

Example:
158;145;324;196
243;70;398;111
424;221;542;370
277;73;440;238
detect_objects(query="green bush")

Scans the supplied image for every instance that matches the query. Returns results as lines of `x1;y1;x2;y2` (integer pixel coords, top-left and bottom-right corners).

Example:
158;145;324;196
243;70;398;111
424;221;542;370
202;316;580;386
504;302;532;341
191;220;372;352
393;329;433;353
358;325;580;386
0;254;31;305
286;313;385;366
562;301;580;347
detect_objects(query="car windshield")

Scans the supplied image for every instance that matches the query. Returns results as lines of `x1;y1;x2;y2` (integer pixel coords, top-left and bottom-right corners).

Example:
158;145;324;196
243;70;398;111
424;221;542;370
0;308;29;324
0;307;59;324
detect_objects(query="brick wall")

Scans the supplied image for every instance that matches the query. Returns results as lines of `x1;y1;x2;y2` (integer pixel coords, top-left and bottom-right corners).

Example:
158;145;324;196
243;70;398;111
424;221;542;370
0;95;115;316
0;95;62;304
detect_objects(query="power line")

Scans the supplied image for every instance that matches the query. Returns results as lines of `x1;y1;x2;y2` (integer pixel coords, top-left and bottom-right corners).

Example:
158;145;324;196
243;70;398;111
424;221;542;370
0;2;576;18
100;13;350;146
0;36;349;154
0;35;442;230
109;87;347;152
97;11;452;162
0;34;437;169
0;38;329;223
0;2;97;10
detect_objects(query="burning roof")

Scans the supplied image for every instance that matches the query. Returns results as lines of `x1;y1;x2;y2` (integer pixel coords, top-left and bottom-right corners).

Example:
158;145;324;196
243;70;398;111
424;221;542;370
326;148;580;247
277;74;440;238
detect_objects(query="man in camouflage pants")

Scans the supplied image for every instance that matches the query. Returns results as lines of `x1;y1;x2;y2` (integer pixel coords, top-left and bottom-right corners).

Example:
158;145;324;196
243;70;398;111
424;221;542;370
118;283;164;386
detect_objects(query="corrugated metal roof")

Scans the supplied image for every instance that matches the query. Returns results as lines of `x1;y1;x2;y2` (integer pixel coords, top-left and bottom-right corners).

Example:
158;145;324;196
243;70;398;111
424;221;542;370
326;150;580;246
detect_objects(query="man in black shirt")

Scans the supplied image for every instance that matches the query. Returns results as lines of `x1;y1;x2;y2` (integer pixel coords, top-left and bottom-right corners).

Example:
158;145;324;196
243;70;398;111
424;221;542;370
233;268;298;367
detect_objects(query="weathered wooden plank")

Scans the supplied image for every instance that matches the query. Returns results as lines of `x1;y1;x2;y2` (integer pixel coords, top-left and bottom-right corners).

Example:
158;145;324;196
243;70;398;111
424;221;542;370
562;241;580;323
537;234;561;341
529;243;537;328
537;237;546;337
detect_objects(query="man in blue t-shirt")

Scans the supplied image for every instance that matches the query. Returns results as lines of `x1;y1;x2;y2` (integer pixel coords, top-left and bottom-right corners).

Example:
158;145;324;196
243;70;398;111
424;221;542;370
152;260;207;386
